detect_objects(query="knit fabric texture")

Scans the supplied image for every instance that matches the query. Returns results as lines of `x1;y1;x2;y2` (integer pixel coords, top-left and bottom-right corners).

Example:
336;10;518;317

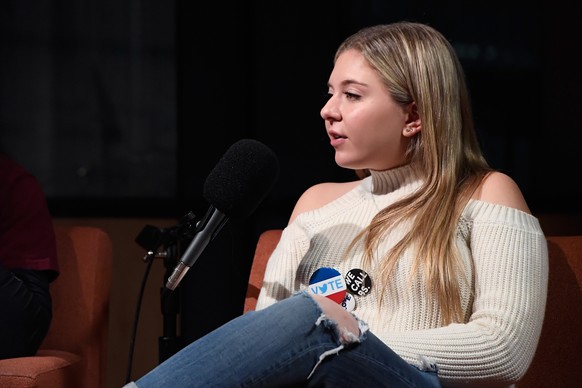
256;164;548;386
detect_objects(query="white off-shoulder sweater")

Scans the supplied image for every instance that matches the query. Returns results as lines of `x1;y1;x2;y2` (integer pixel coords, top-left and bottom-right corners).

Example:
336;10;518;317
256;164;548;386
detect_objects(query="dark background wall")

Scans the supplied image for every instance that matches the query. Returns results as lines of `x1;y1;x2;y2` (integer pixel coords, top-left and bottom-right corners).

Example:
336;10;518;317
2;0;581;384
5;0;581;218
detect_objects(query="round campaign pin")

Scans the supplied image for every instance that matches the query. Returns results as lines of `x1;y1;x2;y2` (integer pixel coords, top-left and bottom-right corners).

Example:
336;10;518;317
340;293;356;312
345;268;372;296
308;267;347;304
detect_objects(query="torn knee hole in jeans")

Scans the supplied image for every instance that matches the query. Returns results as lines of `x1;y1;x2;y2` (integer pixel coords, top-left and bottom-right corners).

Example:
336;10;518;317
315;313;364;344
307;313;369;379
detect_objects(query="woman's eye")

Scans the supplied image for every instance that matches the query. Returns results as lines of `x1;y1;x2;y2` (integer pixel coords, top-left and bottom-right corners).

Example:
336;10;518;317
344;92;361;100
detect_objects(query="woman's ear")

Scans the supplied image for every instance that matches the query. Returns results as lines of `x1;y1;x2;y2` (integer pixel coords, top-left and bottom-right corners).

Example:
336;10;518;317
402;102;422;137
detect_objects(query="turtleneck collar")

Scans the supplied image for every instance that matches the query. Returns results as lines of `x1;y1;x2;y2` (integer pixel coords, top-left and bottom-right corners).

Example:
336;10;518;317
366;164;422;195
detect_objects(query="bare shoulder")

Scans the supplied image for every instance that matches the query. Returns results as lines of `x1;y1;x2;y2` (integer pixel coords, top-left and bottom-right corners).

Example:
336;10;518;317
472;171;531;214
288;180;361;224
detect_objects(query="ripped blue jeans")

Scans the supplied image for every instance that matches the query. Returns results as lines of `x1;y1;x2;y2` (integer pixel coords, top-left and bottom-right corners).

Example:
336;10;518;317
125;291;440;387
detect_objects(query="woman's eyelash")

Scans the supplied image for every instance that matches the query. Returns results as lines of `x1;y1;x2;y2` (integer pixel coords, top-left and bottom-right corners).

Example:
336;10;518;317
321;91;361;100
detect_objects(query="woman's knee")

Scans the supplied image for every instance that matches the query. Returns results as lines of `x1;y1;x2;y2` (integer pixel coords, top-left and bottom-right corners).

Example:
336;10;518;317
310;294;361;343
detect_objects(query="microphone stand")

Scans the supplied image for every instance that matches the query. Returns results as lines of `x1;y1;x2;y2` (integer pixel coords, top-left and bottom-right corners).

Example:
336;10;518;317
159;242;181;363
135;212;198;364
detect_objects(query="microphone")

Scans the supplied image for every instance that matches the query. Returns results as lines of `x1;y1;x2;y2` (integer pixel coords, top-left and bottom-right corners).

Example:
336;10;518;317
165;138;280;290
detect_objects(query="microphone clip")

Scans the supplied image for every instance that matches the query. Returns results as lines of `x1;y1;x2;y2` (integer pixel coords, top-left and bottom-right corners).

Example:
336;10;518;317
135;211;199;263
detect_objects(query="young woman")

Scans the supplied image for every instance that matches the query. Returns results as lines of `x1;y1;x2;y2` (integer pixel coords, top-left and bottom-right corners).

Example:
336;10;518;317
125;21;548;387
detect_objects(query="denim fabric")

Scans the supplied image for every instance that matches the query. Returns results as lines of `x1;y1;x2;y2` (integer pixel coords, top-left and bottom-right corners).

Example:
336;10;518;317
126;292;440;387
0;266;52;359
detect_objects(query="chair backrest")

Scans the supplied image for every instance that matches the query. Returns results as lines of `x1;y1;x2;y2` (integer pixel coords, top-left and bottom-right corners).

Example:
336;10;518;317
246;230;582;387
42;225;113;387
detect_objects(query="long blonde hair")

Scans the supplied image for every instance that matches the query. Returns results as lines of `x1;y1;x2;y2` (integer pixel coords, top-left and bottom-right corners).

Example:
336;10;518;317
340;22;492;325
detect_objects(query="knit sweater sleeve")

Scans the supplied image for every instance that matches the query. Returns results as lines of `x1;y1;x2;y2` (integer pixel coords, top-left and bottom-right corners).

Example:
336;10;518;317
379;201;549;386
255;222;310;311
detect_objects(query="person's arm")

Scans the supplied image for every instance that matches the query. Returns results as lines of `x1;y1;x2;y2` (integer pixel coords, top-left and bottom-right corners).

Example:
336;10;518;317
257;180;358;308
257;180;363;334
374;174;548;384
472;171;531;213
255;222;308;310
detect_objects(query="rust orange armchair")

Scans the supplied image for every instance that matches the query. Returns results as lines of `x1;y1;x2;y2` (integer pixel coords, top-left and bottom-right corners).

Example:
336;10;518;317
0;225;113;388
244;229;282;313
245;230;582;387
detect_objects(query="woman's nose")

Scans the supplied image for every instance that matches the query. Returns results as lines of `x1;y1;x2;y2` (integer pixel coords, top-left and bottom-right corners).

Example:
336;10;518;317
320;96;339;121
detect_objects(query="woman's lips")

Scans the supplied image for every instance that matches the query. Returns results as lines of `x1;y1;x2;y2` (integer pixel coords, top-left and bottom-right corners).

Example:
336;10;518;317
329;132;347;147
330;136;346;147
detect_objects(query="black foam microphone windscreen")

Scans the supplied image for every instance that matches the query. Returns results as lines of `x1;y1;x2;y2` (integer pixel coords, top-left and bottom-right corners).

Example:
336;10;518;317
165;139;280;290
202;138;280;218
